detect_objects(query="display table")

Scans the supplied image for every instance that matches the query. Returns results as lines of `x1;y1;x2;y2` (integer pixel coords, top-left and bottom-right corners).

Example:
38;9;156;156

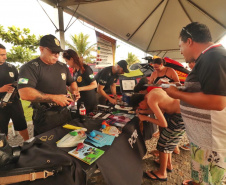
1;116;147;185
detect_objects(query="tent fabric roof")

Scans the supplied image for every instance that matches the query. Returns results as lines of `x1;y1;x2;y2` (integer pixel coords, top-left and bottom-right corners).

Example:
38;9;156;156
41;0;226;61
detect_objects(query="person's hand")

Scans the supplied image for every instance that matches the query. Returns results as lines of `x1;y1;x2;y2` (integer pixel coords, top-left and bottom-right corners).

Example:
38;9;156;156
174;82;182;86
113;94;120;101
0;84;13;93
52;94;73;107
72;91;80;101
138;114;149;121
135;108;140;115
156;78;169;85
109;97;117;105
163;85;179;99
136;109;146;115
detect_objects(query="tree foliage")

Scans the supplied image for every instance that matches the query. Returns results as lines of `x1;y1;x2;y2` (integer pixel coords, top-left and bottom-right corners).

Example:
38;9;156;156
126;52;140;66
66;33;96;63
0;25;41;63
7;46;39;63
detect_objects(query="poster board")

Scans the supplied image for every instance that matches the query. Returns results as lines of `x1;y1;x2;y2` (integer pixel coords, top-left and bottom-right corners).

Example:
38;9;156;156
96;31;116;67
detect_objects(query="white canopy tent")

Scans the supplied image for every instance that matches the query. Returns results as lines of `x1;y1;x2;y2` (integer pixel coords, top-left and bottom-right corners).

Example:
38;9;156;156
40;0;226;61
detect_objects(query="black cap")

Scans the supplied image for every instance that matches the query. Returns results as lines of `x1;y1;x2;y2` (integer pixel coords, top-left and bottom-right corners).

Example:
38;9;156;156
39;34;63;52
117;60;129;73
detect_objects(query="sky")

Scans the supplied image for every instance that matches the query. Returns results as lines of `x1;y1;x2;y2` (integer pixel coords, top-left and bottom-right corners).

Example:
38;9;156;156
0;0;147;63
1;0;226;66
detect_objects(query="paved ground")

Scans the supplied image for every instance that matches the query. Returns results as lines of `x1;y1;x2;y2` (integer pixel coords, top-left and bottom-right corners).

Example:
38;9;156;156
8;123;191;185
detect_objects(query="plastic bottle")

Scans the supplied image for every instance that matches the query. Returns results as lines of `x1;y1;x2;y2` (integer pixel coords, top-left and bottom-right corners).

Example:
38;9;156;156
79;102;86;123
0;85;16;108
70;101;77;119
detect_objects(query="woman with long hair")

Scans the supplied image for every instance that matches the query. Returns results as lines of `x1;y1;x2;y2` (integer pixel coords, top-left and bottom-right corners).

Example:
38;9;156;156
149;58;180;85
63;49;97;113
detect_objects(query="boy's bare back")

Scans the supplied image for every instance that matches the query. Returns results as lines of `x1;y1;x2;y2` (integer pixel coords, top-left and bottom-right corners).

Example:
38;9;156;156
146;88;180;114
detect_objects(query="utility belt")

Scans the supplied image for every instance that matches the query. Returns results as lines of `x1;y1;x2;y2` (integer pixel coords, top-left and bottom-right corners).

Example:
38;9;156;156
31;102;67;112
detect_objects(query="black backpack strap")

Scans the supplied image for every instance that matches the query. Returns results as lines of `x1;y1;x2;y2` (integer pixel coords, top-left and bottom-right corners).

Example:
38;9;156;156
0;164;63;184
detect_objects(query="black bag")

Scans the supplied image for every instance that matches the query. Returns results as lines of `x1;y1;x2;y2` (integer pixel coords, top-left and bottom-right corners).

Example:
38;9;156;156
0;134;20;166
0;138;86;185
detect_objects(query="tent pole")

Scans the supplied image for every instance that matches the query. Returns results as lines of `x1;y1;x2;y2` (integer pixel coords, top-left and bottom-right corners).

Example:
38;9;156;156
57;6;65;49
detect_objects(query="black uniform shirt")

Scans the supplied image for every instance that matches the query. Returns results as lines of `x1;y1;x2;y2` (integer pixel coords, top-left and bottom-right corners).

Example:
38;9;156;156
185;45;226;96
73;64;97;111
94;66;118;90
0;62;18;98
18;57;74;94
73;64;95;87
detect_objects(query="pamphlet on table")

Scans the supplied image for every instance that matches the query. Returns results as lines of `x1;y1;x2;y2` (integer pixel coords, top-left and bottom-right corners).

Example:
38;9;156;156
68;143;105;165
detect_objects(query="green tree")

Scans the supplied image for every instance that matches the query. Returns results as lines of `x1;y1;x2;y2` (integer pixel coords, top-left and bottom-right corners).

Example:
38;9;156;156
7;46;39;63
0;25;41;64
126;52;140;66
66;33;96;63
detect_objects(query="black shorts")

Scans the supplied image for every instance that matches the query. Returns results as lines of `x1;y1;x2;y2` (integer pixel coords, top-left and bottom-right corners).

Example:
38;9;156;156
0;99;27;135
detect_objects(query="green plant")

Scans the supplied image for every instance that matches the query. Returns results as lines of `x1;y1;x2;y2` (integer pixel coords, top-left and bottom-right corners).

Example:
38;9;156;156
66;33;96;64
126;52;140;66
0;25;41;64
21;100;33;122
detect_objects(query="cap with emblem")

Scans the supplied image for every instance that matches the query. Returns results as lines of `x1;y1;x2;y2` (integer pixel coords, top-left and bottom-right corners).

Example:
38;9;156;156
117;60;129;73
39;34;63;52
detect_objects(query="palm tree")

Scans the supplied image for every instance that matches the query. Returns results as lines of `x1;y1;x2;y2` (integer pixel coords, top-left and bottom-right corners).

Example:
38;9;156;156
66;33;96;63
126;52;140;67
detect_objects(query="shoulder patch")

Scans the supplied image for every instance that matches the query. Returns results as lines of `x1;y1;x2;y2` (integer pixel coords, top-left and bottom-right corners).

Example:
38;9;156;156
9;72;14;78
18;78;29;84
61;73;66;80
89;74;94;79
100;79;106;84
32;62;39;67
7;63;13;68
77;76;82;82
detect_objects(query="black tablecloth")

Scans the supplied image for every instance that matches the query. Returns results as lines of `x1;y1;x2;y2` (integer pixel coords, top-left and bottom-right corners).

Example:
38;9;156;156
1;117;147;185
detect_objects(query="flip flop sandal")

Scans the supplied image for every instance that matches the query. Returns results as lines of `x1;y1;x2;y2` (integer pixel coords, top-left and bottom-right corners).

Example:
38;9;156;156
144;171;167;181
173;147;180;154
154;159;173;172
182;180;193;185
180;144;190;151
152;131;160;138
149;150;159;157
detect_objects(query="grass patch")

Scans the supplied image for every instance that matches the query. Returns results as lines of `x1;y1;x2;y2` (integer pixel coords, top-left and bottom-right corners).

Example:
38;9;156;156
21;100;33;122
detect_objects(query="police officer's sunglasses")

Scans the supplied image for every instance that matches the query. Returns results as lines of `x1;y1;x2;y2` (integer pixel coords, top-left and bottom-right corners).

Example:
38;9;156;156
44;47;60;55
182;27;193;39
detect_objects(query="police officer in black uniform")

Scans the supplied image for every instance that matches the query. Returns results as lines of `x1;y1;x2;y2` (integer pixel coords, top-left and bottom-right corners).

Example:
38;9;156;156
0;44;29;140
95;60;129;105
18;35;80;136
63;49;97;113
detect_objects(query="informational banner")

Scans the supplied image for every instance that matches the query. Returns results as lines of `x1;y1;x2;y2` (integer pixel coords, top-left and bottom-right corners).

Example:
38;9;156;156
95;31;116;67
